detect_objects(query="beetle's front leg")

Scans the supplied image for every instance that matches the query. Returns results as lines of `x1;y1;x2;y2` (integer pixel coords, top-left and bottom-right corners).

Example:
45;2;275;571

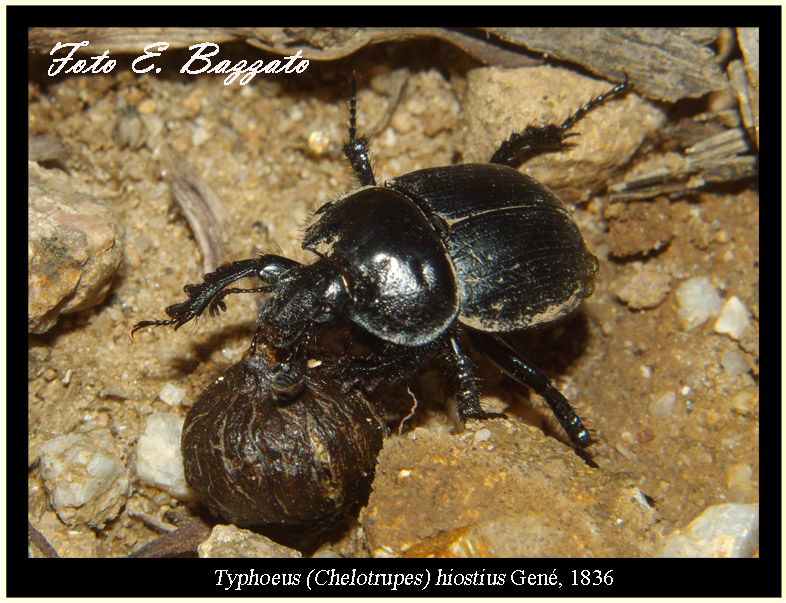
467;330;597;468
132;255;300;335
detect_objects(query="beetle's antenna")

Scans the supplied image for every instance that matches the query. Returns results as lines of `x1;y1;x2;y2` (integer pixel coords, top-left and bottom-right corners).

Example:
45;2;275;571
343;78;376;186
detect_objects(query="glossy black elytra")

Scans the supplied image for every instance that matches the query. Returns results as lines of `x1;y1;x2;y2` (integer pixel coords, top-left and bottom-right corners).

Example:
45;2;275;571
134;77;630;467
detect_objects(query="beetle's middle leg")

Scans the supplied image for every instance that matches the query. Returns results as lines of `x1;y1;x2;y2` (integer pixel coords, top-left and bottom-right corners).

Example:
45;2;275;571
445;333;507;425
334;335;442;393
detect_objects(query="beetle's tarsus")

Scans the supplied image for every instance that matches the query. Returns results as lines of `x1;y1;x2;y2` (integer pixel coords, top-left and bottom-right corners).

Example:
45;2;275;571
130;317;180;336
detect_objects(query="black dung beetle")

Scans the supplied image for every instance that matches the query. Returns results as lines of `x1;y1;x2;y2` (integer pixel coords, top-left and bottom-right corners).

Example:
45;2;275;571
134;77;630;466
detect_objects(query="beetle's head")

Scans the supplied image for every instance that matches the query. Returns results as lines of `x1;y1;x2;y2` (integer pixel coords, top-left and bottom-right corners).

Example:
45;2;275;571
259;258;349;345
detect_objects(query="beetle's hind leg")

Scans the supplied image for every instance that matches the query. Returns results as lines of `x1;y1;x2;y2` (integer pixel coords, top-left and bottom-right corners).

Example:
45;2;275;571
343;79;376;186
467;330;598;468
489;78;630;167
489;123;576;167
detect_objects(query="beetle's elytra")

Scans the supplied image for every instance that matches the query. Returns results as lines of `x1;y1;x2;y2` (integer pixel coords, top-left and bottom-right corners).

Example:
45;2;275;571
134;77;630;471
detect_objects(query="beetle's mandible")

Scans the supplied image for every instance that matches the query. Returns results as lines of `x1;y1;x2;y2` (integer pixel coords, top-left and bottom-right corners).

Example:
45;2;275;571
133;77;631;466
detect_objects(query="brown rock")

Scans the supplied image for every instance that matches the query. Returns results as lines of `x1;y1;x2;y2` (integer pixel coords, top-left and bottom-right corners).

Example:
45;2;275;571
28;161;124;333
364;421;658;557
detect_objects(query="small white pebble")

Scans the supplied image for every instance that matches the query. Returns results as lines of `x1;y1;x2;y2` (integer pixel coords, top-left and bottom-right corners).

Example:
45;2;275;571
307;131;330;155
675;277;722;331
656;503;759;557
136;413;195;500
615;443;637;460
474;428;492;442
288;105;304;122
38;433;129;527
714;296;751;340
650;392;677;418
720;350;749;376
158;382;186;407
191;126;210;146
725;387;758;414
